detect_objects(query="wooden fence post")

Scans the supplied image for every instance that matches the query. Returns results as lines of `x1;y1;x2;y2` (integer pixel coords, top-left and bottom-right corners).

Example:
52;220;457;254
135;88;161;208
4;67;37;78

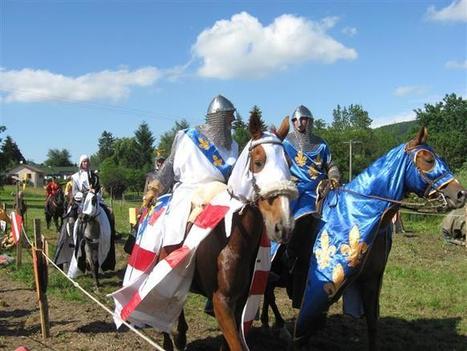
15;182;23;268
32;218;50;338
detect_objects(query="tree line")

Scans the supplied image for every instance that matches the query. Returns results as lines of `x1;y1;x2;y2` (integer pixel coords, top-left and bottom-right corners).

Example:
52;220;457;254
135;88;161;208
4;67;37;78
1;93;465;196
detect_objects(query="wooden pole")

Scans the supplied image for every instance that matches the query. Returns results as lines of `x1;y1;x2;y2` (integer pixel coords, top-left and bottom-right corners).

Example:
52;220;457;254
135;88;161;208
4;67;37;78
32;218;50;338
15;182;22;268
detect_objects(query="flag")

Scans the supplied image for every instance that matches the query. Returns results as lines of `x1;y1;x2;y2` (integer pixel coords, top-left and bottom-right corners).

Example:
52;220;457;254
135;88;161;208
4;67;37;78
10;212;23;244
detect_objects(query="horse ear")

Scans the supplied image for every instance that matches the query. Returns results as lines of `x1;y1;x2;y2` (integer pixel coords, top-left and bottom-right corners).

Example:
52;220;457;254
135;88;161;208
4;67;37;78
275;116;290;141
407;126;428;149
249;110;263;140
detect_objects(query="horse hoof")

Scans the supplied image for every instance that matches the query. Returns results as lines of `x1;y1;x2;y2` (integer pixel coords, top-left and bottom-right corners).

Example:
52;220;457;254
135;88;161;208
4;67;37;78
278;326;292;342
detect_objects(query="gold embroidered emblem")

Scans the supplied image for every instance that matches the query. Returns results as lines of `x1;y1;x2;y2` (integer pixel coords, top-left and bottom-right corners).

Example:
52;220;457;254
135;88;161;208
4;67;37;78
323;263;345;297
198;137;210;150
315;231;336;269
340;225;368;268
295;151;307;167
213;155;223;166
308;166;319;179
314;154;322;167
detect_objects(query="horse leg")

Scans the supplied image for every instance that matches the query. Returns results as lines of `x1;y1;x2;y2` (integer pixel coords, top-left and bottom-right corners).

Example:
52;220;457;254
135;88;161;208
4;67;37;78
213;291;245;351
162;332;174;351
260;287;270;329
172;309;188;350
85;240;100;288
361;276;382;351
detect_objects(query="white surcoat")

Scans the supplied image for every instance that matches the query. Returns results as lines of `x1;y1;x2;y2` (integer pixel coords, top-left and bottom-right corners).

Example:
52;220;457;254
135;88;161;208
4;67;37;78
161;130;238;247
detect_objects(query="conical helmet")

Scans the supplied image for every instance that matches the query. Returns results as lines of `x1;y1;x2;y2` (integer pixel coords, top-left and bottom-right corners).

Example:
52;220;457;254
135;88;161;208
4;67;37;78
207;95;236;115
291;105;313;121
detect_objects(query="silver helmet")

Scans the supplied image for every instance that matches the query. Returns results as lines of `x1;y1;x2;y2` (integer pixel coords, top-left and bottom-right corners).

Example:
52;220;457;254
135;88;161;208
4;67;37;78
291;105;313;121
202;95;236;150
289;104;314;150
207;95;236;115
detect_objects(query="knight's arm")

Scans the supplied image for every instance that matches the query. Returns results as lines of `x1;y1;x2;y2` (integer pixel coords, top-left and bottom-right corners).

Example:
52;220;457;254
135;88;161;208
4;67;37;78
325;144;341;185
143;131;183;205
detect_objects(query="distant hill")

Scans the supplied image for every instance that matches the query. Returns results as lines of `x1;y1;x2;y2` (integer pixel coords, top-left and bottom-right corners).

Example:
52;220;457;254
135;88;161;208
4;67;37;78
373;120;418;138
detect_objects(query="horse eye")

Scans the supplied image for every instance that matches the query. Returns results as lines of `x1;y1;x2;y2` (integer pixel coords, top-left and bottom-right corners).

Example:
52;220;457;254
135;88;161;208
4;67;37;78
255;161;263;167
426;159;434;164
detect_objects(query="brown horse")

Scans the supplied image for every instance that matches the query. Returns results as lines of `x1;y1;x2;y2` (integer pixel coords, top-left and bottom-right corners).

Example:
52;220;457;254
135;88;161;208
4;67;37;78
45;187;65;231
260;127;466;351
161;112;297;351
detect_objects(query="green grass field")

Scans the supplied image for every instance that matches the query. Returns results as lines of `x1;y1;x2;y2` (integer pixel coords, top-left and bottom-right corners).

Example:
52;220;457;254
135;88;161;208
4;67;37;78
0;184;465;348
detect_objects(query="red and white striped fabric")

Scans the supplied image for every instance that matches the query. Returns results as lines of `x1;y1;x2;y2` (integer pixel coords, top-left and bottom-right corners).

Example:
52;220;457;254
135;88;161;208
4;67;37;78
122;195;171;287
9;212;23;244
111;190;244;332
240;230;271;349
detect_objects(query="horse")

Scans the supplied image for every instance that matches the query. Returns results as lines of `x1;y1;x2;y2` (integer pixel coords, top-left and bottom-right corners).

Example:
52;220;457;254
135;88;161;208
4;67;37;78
260;127;466;351
112;111;296;351
67;191;115;288
45;187;65;231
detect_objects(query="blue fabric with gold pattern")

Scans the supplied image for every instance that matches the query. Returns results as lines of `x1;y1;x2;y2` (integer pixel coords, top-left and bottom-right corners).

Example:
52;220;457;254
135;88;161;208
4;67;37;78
295;143;455;340
185;128;233;180
283;139;331;219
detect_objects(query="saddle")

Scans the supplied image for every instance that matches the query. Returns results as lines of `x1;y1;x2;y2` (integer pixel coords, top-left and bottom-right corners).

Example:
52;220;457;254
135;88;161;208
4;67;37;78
187;181;227;223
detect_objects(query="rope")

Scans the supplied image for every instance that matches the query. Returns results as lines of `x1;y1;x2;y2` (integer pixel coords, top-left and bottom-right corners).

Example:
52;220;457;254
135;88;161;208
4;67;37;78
20;228;166;351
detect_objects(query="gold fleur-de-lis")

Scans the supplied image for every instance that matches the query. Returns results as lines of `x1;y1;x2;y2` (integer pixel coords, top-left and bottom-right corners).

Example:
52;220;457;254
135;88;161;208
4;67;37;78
323;263;345;297
314;154;322;167
315;231;336;269
198;137;210;150
212;155;223;166
295;151;307;167
308;166;319;179
340;225;368;268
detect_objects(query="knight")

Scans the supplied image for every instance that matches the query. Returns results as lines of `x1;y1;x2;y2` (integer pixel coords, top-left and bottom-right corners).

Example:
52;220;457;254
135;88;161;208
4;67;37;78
143;95;239;257
283;104;341;308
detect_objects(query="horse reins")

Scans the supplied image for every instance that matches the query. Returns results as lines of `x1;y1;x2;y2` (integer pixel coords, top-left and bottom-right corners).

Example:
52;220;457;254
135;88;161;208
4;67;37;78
336;147;452;211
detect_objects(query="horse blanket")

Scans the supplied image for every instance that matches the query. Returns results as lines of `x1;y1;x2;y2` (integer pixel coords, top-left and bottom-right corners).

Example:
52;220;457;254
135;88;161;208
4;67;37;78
111;189;270;346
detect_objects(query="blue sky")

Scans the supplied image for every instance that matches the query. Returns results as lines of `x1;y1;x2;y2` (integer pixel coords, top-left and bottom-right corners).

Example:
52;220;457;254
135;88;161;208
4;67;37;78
1;0;466;164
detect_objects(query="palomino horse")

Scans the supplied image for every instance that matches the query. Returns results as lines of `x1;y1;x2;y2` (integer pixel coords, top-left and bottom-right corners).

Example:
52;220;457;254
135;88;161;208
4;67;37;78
45;188;65;231
156;112;297;351
261;127;466;351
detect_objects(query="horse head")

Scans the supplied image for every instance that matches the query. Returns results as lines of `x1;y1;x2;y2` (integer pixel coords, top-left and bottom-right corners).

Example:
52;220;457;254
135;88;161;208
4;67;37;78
405;127;466;209
228;111;297;243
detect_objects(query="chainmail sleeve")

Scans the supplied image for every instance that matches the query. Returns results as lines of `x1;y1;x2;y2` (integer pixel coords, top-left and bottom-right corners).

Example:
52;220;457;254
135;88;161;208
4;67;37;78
327;160;341;182
154;130;184;194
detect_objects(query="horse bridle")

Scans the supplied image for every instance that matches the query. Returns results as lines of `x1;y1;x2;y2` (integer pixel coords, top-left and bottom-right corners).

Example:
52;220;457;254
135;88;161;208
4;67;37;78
337;146;452;211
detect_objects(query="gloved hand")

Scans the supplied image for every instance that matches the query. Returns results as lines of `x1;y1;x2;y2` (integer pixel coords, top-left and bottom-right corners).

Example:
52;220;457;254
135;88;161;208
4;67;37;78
142;180;161;208
74;191;83;202
329;178;340;189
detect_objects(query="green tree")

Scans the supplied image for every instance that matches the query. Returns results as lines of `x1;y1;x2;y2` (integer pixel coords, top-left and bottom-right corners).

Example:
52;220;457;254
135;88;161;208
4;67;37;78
415;93;467;170
1;136;26;169
134;122;155;168
44;148;73;167
97;131;115;161
249;105;267;132
99;158;129;199
111;137;140;169
157;119;190;158
233;113;249;152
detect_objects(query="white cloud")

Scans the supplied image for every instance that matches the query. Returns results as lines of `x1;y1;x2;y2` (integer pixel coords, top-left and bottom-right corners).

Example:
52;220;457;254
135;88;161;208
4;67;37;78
372;110;416;128
0;67;161;103
393;85;427;97
426;0;467;22
445;60;467;69
192;12;357;79
342;26;358;37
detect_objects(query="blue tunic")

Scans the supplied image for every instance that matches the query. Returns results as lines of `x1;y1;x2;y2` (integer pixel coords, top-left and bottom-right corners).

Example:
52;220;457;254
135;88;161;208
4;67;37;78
283;138;332;219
